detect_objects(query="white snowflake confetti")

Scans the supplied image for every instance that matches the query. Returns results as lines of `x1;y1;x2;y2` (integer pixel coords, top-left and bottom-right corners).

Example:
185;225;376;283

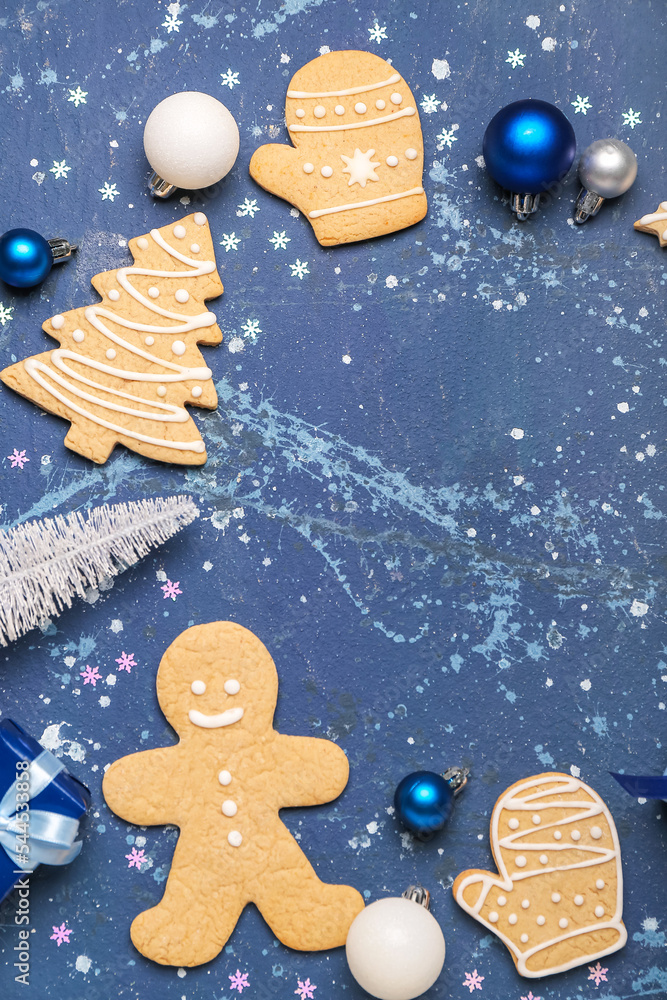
436;127;458;150
241;319;261;340
67;86;88;107
0;302;14;326
420;94;441;114
368;22;387;43
220;68;240;89
269;230;291;250
571;95;592;115
50;160;71;180
506;49;527;68
622;108;642;129
219;233;241;252
236;198;260;218
98;182;118;202
162;12;183;32
289;259;309;280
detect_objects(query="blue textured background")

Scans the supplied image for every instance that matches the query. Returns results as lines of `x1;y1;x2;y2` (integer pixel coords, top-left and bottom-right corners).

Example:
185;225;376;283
0;1;665;998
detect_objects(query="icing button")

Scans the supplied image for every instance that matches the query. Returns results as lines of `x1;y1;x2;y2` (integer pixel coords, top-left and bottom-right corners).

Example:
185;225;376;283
51;315;65;330
218;770;232;786
559;918;569;929
321;165;333;178
145;336;155;346
574;895;584;906
354;102;367;114
191;386;202;398
72;329;85;343
553;830;562;840
551;892;561;903
515;855;527;867
171;340;186;356
536;915;546;926
193;212;207;226
190;243;200;254
175;289;189;303
508;818;519;830
489;911;498;923
508;913;518;925
497;896;506;906
334;105;345;116
106;349;116;360
137;237;149;250
222;800;238;817
386;155;399;167
595;905;604;918
596;879;605;889
148;287;160;298
590;825;603;839
520;933;529;944
173;225;186;239
571;829;581;841
108;289;120;301
303;162;314;174
295;109;305;118
532;814;541;825
375;99;386;110
391;92;403;104
228;830;242;848
521;899;530;909
539;854;548;864
313;105;326;118
405;148;418;160
157;386;167;397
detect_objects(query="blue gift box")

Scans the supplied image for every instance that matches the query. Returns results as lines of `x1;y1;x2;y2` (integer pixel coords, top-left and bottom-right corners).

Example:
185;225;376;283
0;718;91;903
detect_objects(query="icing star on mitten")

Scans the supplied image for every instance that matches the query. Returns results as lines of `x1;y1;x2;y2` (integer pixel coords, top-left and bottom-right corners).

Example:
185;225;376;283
103;621;364;967
249;50;427;246
634;201;667;246
454;773;627;979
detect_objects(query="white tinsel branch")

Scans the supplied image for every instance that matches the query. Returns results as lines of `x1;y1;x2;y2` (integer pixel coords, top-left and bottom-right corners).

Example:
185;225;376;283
0;496;199;645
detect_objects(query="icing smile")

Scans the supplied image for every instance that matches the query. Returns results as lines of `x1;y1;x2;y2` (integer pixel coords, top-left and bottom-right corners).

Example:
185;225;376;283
188;707;244;729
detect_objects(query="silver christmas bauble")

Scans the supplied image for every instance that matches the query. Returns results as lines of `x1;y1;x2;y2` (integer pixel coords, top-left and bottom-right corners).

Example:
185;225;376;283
578;139;637;198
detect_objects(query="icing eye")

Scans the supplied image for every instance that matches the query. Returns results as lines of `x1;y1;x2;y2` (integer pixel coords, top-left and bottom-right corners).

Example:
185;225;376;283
224;679;241;695
191;680;206;695
303;162;314;174
313;105;326;118
354;102;367;114
334;105;345;115
375;99;386;110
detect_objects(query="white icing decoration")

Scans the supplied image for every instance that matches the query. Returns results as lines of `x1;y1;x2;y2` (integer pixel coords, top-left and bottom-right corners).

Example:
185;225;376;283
340;148;380;188
539;854;548;864
515;856;527;867
508;818;520;830
376;99;386;110
289;107;417;133
313;105;326;118
228;830;242;847
335;105;345;115
321;165;333;178
287;73;401;99
591;826;602;839
137;237;149;250
222;800;237;817
175;289;189;303
508;913;518;925
638;204;667;239
532;815;541;825
574;895;584;906
559;918;569;929
218;770;231;786
571;830;581;841
109;289;120;301
190;244;200;254
148;287;159;298
72;329;85;343
193;213;207;226
171;341;186;356
405;147;418;159
520;933;529;943
145;336;155;346
596;879;605;889
354;102;367;114
295;109;305;118
521;899;530;909
536;915;546;926
106;349;116;360
553;830;562;840
303;162;314;174
191;386;202;398
189;707;244;729
552;892;561;902
391;92;403;104
497;896;506;906
489;911;498;923
386;155;399;167
309;186;424;220
595;905;604;918
173;225;186;239
191;680;206;694
157;386;167;397
52;315;65;330
224;679;241;695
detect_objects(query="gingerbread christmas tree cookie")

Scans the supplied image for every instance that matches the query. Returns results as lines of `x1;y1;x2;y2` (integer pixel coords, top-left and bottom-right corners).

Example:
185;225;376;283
634;201;667;246
0;213;223;465
249;50;428;246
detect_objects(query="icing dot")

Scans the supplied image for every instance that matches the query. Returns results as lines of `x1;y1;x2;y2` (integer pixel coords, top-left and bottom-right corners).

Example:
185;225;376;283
521;899;530;909
72;329;85;343
190;243;200;254
553;830;562;840
536;915;546;926
595;905;604;918
193;212;207;226
334;105;345;115
574;895;584;906
508;818;520;830
191;386;202;398
173;225;186;239
571;830;581;841
489;912;498;923
175;288;189;303
224;679;241;695
532;814;541;825
508;914;518;925
108;289;120;301
313;105;326;118
539;854;548;865
520;933;529;944
391;92;403;104
157;386;167;397
191;680;206;694
596;879;605;889
515;856;527;867
148;287;160;298
303;162;314;174
106;349;116;360
295;108;305;118
218;770;232;786
590;826;602;839
171;340;186;356
137;237;149;250
551;893;561;903
145;336;155;346
228;831;242;848
354;102;367;114
321;165;333;178
559;918;569;929
222;800;238;817
497;896;506;906
386;155;399;167
405;148;418;160
375;99;386;110
52;315;65;329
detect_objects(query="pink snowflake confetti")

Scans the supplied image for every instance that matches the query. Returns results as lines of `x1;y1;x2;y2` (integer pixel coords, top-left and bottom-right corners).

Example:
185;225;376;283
8;448;29;469
229;970;250;992
115;651;137;672
295;979;317;1000
463;969;485;993
588;963;608;987
161;579;182;600
521;993;542;1000
125;847;147;869
50;922;72;946
80;665;102;686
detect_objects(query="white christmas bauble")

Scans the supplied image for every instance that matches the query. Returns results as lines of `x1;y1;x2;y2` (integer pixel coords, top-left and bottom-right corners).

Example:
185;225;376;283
143;92;240;190
346;897;446;1000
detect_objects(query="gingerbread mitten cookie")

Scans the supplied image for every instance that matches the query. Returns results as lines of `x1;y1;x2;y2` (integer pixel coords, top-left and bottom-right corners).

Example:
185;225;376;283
454;773;626;978
103;622;364;966
249;50;427;246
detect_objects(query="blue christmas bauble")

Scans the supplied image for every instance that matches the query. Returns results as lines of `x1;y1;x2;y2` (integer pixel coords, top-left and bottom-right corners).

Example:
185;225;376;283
394;771;454;838
483;100;576;194
0;229;53;288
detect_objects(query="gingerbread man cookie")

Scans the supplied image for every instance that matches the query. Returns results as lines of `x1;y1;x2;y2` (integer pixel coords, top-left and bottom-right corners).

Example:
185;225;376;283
103;622;364;966
249;50;427;246
454;773;626;978
634;201;667;246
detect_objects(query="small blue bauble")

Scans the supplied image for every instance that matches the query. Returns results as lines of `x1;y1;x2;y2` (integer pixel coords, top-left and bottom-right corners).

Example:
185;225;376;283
394;771;454;838
483;99;576;194
0;229;53;288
